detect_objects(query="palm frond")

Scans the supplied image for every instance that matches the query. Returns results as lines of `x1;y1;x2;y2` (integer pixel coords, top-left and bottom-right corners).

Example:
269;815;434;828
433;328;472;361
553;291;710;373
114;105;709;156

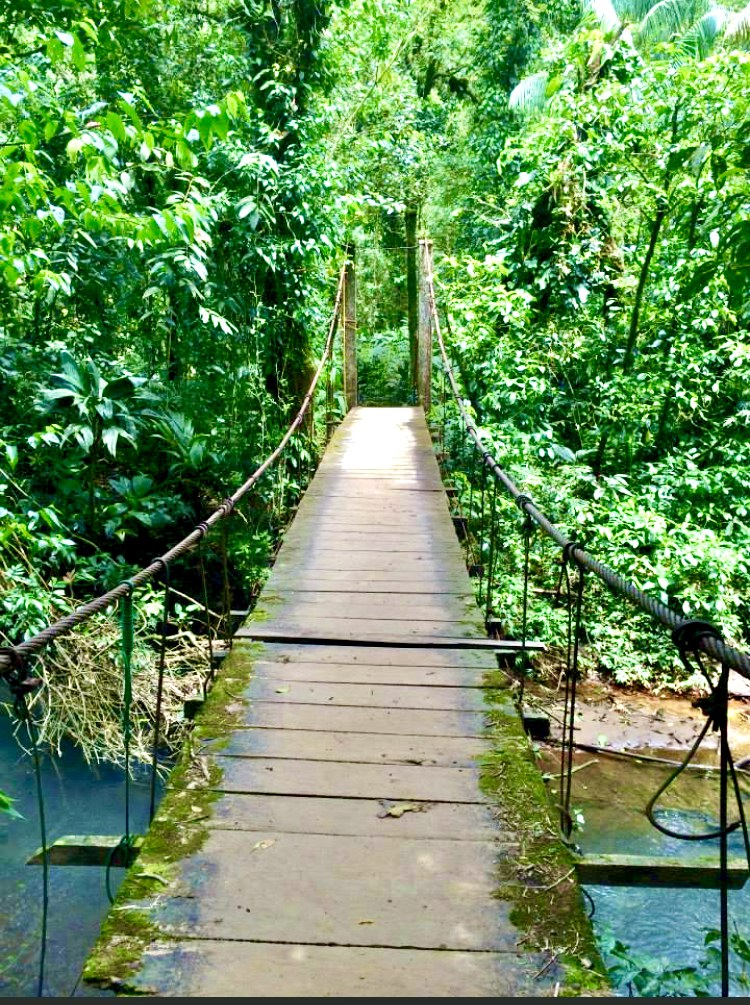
614;0;664;22
582;0;622;35
676;8;727;59
724;2;750;46
508;72;550;115
637;0;712;45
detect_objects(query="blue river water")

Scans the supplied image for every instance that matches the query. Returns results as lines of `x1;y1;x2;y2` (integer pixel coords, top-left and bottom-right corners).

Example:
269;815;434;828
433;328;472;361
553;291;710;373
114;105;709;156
581;804;750;996
0;712;157;997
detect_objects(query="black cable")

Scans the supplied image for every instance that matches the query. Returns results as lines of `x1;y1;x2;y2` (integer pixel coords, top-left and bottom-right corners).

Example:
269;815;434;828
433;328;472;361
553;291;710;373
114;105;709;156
24;694;49;997
149;560;170;825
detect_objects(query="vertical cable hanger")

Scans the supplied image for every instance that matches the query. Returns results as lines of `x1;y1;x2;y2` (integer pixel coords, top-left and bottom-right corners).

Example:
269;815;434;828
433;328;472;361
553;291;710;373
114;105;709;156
149;559;171;825
4;653;47;995
556;546;584;843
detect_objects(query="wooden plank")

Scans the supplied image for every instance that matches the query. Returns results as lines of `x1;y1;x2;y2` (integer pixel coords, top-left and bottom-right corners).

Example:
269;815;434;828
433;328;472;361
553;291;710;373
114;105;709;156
123;942;531;999
235;627;545;652
265;576;474;594
246;679;486;711
251;662;489;688
269;548;462;565
243;702;487;737
576;853;749;889
216;756;486;803
254;595;482;625
248;642;501;669
280;532;463;554
222;728;486;767
242;616;484;640
28;835;143;867
145;831;517;952
207;793;504;840
343;250;357;410
284;523;461;540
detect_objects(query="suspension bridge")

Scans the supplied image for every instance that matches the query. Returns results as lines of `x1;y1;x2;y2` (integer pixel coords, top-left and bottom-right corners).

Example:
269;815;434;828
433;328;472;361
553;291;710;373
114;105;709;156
3;247;750;998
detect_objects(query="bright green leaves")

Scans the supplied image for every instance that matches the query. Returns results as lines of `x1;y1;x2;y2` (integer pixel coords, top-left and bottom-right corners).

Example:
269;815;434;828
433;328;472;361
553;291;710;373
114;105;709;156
40;353;144;457
0;790;22;819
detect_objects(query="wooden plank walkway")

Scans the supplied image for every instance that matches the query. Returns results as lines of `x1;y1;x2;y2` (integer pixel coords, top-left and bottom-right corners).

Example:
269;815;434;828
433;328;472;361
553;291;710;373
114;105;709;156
79;407;574;997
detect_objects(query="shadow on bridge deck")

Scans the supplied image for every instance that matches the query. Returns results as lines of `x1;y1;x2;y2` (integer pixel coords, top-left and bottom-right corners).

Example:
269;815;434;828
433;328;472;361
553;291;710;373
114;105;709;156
79;407;604;998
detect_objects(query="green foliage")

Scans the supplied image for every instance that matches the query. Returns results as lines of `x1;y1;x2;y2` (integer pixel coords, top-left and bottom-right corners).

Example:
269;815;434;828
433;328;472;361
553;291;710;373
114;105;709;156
0;789;22;819
358;325;413;405
600;924;750;996
428;5;750;688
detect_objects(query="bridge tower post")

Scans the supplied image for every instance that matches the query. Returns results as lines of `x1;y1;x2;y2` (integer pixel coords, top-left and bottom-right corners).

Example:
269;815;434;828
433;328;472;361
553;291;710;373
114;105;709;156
405;209;419;402
343;244;357;411
418;238;433;412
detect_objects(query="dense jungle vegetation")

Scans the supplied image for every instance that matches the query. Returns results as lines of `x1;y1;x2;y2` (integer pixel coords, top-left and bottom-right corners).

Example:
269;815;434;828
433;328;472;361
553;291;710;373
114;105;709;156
1;0;750;775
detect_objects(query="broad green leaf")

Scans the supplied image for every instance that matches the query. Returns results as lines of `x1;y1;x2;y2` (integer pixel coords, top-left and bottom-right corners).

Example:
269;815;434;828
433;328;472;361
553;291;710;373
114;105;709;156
103;376;137;400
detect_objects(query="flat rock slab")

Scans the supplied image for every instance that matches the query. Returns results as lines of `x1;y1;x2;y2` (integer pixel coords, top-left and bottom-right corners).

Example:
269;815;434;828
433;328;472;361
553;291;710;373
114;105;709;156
152;830;516;951
129;941;547;998
222;727;486;767
245;679;486;711
244;701;487;736
215;755;487;803
207;793;506;840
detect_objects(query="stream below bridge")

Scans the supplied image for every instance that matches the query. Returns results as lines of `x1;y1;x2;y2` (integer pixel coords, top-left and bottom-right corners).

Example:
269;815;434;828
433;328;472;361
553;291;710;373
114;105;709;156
2;685;750;997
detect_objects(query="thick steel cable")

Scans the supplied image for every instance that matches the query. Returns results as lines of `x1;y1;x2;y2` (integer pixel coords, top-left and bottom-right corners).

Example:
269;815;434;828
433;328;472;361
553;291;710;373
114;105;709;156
425;273;750;680
0;266;346;677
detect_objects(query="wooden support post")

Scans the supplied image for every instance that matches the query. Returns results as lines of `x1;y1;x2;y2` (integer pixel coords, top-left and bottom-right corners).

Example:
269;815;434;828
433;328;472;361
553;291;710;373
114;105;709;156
417;239;433;412
343;245;357;411
405;209;418;402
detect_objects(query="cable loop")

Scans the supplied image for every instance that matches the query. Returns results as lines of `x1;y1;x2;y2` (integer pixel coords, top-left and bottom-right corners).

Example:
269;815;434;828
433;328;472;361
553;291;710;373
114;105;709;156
671;619;723;653
1;648;42;715
515;493;533;513
562;540;581;567
197;521;210;538
151;557;169;580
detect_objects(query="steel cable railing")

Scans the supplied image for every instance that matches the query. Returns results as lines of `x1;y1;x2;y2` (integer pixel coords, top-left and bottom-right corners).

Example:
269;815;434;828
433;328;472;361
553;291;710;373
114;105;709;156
425;271;750;681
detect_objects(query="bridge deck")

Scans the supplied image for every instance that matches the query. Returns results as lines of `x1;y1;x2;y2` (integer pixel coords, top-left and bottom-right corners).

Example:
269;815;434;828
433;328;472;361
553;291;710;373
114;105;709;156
81;408;563;997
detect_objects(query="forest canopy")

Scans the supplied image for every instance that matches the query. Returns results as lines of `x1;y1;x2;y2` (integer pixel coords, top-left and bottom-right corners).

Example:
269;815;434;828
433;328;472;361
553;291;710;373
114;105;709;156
1;0;749;733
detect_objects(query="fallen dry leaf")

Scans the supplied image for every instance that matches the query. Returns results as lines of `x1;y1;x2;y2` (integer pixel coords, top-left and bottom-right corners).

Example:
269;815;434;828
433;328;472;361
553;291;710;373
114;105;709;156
250;838;276;852
377;800;428;819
